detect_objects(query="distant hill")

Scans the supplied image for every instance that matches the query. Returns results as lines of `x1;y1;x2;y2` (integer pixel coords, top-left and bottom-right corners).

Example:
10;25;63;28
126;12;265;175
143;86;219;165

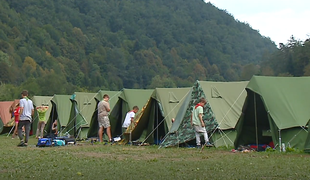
0;0;276;97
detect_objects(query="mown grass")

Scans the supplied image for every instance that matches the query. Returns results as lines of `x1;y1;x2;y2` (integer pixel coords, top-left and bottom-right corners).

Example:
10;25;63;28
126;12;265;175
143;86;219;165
1;135;310;180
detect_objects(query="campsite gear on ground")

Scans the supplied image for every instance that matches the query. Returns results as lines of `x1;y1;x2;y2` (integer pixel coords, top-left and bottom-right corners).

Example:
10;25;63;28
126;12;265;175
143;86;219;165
282;143;286;152
36;138;52;147
55;136;76;145
53;139;65;146
113;136;121;142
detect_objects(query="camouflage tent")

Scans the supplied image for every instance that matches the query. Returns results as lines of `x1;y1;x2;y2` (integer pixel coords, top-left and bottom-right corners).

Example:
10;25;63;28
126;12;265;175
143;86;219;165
126;88;192;144
160;80;248;148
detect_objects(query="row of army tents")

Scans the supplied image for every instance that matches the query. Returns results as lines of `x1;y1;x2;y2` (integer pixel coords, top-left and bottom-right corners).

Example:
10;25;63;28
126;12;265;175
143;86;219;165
1;76;310;152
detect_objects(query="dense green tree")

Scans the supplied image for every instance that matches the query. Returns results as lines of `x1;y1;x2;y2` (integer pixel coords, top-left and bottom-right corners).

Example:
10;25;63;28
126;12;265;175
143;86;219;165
1;0;299;99
240;64;259;81
260;36;310;77
148;75;177;89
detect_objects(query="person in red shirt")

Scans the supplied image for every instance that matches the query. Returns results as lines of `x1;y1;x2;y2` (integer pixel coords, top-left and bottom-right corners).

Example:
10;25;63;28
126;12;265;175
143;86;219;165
12;103;20;139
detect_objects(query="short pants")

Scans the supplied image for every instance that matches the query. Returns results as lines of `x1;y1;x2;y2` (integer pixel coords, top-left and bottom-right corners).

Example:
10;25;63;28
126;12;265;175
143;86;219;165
98;116;110;128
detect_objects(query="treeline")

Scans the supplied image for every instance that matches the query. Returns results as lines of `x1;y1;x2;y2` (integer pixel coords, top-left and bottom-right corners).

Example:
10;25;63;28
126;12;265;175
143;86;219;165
0;0;284;100
260;37;310;77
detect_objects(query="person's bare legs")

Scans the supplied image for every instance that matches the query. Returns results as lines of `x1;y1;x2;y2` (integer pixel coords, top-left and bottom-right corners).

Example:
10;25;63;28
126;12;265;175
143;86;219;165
36;122;40;138
12;122;18;138
40;122;45;138
98;126;104;142
106;127;112;142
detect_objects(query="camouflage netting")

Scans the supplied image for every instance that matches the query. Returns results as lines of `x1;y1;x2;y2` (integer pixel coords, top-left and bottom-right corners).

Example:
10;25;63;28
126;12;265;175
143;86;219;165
160;81;218;147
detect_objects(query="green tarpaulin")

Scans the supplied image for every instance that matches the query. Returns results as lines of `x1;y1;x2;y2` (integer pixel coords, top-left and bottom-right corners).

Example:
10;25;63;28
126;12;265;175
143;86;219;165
235;76;310;150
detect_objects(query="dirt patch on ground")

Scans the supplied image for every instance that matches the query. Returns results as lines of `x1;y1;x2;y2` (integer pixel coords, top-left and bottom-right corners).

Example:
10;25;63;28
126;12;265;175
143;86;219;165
73;151;163;161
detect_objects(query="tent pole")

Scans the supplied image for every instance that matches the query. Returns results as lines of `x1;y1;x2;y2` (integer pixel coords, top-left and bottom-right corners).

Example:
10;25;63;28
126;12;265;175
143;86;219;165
73;102;76;138
279;130;282;152
7;124;15;137
254;93;259;151
156;102;158;145
50;103;55;138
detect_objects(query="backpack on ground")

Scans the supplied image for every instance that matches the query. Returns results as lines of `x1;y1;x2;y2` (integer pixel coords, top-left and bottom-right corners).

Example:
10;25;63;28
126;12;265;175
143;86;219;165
36;138;52;147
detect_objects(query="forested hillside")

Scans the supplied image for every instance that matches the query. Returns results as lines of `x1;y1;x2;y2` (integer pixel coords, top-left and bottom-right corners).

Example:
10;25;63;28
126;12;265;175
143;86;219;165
0;0;277;100
260;37;310;77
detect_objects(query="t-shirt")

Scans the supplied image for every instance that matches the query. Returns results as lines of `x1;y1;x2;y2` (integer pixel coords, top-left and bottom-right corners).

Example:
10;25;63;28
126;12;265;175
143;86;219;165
37;108;48;122
19;98;34;121
98;100;110;118
14;107;20;121
192;106;204;126
122;111;135;128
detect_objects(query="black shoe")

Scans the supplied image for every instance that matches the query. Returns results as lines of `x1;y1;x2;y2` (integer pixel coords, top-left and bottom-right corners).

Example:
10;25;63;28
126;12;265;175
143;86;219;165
17;141;25;147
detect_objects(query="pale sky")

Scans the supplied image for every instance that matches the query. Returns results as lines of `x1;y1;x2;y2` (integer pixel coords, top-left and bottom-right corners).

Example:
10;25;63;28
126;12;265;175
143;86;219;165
205;0;310;46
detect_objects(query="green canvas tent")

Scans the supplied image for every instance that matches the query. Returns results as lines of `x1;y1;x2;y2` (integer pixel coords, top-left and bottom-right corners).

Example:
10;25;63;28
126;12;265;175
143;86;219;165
160;80;248;148
87;90;121;138
203;81;248;147
304;121;310;152
66;92;98;139
45;95;73;137
32;96;53;136
107;89;153;139
127;87;192;144
235;76;310;151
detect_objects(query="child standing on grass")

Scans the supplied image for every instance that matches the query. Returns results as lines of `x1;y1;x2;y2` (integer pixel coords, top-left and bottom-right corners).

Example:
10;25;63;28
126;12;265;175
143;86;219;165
12;103;20;139
191;97;213;148
35;105;49;139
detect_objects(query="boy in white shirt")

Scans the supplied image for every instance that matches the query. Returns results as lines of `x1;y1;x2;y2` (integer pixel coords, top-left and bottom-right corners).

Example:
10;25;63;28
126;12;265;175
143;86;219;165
122;106;139;134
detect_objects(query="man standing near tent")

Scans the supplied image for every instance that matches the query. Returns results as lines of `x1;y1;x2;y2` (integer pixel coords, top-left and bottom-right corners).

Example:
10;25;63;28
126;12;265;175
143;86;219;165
18;90;34;147
98;94;112;143
122;106;139;135
191;97;213;148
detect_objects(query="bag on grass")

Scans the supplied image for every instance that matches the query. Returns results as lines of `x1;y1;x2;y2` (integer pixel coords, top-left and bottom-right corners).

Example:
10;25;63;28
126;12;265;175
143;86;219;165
56;137;76;145
53;139;65;146
36;138;52;147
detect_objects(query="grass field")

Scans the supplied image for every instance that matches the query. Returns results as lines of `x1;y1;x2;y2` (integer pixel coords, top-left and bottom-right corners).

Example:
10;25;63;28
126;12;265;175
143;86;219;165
1;135;310;180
